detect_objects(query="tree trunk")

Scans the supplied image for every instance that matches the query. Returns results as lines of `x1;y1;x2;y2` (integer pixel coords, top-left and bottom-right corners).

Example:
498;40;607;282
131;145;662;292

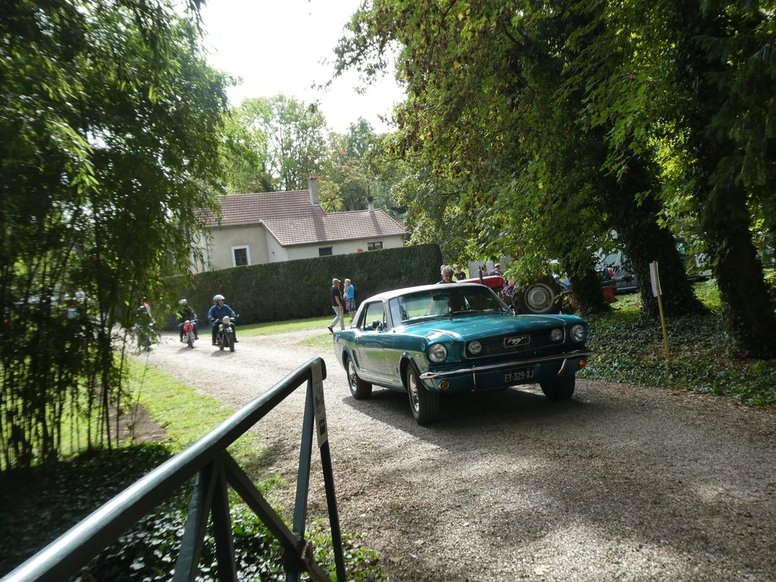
675;2;776;359
703;183;776;358
566;259;611;315
604;160;707;318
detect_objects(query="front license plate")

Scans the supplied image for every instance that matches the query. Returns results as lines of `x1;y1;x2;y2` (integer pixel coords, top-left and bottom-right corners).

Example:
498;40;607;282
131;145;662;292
504;368;535;383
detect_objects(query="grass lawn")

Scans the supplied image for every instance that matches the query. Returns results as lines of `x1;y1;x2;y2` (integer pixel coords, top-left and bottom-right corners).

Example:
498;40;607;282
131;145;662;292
238;315;334;337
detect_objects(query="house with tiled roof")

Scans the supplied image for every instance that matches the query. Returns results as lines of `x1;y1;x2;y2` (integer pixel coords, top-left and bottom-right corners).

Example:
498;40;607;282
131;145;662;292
194;176;407;272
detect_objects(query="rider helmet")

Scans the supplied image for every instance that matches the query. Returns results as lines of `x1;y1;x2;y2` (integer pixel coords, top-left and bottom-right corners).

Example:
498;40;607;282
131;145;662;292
213;294;225;303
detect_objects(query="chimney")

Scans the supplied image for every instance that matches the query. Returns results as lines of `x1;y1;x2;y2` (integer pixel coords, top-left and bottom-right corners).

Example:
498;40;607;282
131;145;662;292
308;174;320;207
367;196;374;212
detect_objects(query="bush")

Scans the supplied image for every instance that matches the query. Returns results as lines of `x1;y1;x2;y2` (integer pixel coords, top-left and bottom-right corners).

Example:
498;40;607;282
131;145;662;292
166;243;443;327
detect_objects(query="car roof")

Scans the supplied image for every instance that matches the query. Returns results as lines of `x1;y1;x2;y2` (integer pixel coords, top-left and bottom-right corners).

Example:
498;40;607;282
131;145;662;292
365;282;489;302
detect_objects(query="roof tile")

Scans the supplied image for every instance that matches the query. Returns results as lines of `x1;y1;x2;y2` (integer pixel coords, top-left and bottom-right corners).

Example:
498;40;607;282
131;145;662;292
207;190;406;246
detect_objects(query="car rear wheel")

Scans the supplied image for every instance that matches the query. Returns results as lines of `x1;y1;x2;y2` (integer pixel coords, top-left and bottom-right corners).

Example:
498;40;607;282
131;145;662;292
540;376;575;400
513;279;562;314
347;357;372;400
406;365;440;424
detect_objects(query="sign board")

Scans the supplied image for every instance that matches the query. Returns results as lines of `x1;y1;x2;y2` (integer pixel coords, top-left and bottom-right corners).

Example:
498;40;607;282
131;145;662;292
649;261;662;297
311;363;328;448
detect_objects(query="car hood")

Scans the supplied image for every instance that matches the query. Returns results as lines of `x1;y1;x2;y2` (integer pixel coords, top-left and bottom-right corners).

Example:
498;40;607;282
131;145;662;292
398;313;583;343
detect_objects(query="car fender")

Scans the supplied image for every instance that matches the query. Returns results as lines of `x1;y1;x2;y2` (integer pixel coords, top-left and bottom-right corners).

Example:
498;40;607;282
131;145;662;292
341;346;358;370
399;353;430;393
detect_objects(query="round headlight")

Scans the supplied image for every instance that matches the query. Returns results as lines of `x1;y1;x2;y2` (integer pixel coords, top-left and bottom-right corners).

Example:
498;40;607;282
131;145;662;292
550;328;564;342
468;340;482;355
570;324;587;342
428;343;448;363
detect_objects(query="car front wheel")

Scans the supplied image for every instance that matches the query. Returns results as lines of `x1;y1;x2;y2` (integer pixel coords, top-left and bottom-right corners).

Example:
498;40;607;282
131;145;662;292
540;376;575;400
347;357;372;400
406;365;440;424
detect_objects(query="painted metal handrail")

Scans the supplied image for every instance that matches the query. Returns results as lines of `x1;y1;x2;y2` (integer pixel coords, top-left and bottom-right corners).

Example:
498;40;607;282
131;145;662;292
3;357;346;582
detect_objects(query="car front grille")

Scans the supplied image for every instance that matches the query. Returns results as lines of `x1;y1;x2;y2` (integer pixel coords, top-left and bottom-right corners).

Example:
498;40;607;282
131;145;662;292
466;330;558;358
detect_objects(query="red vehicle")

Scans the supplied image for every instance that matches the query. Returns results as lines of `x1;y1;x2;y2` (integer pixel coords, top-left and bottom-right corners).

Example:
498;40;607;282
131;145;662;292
464;274;615;314
181;319;196;349
462;275;563;314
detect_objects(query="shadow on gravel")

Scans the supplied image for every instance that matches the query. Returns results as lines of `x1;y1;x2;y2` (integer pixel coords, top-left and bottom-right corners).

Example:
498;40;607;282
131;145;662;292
340;385;604;438
342;386;596;429
339;384;776;581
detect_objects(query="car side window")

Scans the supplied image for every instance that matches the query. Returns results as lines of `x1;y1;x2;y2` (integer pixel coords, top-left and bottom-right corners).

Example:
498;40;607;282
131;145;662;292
362;302;387;331
389;298;407;325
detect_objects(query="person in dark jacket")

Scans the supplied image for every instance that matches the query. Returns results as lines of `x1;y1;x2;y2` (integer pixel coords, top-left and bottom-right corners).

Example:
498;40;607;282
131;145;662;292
327;278;345;333
176;298;198;341
208;294;237;345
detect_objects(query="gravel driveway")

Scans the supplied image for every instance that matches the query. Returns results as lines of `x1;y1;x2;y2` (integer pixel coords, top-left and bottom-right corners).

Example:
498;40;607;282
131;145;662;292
141;330;775;581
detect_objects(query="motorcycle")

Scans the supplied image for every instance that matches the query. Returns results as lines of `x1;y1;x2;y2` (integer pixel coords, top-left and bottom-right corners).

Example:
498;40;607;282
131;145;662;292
214;314;237;352
180;318;197;349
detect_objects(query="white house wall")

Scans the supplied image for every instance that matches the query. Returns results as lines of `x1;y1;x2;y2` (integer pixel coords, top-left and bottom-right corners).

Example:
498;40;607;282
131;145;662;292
267;236;289;263
283;235;406;261
199;228;406;271
206;225;269;271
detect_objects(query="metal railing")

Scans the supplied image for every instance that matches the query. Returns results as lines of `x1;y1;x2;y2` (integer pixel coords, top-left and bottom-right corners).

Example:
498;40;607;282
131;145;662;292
3;357;346;582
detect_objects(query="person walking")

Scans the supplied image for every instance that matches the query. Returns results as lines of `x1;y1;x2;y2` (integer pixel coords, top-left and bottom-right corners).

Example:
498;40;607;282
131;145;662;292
135;296;155;350
328;278;345;333
344;278;356;316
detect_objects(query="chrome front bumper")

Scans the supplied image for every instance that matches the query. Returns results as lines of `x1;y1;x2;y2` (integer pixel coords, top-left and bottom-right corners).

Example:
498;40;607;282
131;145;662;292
419;350;593;380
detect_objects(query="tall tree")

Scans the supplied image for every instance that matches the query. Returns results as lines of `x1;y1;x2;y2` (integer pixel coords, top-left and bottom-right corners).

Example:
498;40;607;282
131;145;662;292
335;0;703;315
236;95;328;191
574;0;776;357
321;117;379;211
0;0;229;469
222;106;273;193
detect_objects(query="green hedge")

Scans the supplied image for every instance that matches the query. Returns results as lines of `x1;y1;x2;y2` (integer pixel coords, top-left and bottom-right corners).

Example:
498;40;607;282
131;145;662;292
167;243;443;327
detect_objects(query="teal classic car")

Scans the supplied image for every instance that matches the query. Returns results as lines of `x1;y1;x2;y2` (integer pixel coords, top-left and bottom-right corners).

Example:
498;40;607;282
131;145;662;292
332;283;592;424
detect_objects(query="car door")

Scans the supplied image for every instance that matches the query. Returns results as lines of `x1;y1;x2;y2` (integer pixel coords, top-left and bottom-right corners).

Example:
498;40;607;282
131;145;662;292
352;300;390;383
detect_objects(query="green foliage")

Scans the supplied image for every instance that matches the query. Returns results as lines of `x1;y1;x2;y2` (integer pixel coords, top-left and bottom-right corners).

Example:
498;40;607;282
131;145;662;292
79;501;288;581
0;0;230;470
320;118;379;212
167;243;443;326
0;445;173;575
235;95;328;191
222;107;273;193
581;282;776;405
309;520;387;581
335;0;776;356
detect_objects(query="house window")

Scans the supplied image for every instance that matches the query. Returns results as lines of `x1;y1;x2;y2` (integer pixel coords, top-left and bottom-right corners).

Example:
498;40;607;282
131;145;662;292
232;246;250;267
319;247;333;256
367;241;383;251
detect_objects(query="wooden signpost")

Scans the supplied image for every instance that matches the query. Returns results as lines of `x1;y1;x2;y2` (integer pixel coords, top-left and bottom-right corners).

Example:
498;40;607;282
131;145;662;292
649;261;671;360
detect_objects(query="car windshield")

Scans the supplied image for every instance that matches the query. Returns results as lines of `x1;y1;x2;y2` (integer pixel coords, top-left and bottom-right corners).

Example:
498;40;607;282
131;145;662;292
390;286;507;324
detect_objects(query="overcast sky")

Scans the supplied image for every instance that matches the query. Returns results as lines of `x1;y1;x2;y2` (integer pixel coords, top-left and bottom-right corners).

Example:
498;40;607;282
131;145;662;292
200;0;404;134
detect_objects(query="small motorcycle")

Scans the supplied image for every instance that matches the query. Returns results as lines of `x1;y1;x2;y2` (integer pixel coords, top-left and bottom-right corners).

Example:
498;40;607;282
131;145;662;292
181;319;197;349
215;315;236;352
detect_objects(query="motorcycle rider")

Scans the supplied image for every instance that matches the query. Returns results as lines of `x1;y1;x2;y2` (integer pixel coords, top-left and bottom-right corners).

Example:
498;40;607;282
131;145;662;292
176;298;198;342
208;294;237;346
